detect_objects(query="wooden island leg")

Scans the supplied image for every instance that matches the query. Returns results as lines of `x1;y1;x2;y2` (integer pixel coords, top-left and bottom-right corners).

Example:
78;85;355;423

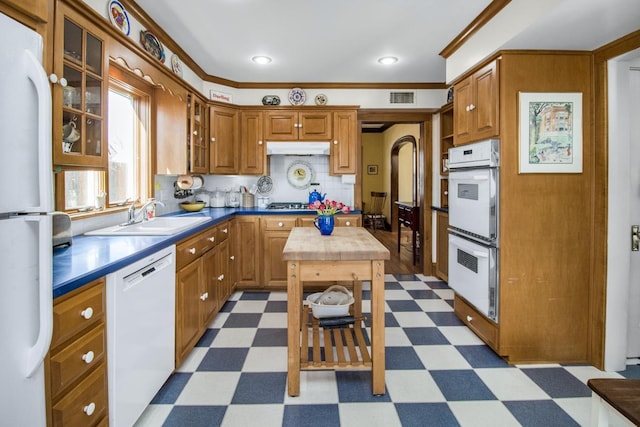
287;261;302;396
370;259;386;395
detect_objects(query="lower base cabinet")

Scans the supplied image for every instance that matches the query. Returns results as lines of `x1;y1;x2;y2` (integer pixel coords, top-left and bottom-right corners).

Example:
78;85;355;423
454;294;498;350
260;214;363;289
175;221;231;368
46;278;108;427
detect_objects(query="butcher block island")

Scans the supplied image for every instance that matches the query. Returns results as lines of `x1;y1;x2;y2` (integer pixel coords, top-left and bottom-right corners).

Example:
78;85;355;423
282;227;390;396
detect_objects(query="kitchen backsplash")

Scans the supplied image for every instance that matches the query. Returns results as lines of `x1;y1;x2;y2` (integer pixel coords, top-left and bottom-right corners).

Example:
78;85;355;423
71;155;355;236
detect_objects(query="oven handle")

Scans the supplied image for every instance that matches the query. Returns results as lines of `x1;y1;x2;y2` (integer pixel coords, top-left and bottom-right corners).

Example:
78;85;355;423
449;234;490;258
448;174;489;182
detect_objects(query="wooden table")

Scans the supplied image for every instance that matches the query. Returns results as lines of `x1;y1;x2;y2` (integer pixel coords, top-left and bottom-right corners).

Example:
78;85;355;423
395;201;419;265
588;378;640;426
282;227;390;396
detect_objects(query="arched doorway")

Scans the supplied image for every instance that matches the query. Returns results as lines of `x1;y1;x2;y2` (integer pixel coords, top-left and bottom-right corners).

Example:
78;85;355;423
390;135;418;233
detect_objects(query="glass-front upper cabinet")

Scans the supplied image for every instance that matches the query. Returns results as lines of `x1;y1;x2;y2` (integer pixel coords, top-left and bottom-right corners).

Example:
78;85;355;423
52;3;108;167
188;94;209;173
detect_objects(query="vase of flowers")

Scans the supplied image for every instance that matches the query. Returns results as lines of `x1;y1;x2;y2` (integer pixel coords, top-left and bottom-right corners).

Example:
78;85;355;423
309;199;351;236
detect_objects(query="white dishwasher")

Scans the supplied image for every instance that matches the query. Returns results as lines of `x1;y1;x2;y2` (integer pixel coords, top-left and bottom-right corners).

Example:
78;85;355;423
106;245;176;427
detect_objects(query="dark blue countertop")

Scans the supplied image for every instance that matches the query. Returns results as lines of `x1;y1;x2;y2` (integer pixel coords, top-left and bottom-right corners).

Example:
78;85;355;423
52;207;360;298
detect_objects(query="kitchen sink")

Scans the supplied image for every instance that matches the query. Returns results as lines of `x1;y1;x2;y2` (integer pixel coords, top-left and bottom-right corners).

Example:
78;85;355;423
85;216;211;236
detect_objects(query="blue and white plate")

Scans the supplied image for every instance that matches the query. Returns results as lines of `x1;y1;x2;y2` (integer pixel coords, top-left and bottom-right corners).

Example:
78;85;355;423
108;0;130;36
288;88;306;105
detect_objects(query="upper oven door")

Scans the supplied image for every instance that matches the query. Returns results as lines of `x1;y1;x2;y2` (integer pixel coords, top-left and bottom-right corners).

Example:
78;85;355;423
448;167;498;242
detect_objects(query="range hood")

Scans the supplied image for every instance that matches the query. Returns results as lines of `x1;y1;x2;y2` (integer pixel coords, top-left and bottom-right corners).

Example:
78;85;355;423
266;141;330;156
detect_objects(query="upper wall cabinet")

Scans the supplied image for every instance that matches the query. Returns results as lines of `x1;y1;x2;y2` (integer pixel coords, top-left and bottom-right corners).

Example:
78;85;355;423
265;110;332;141
155;88;187;175
210;105;239;174
189;94;209;174
239;110;265;175
453;60;499;146
331;110;357;174
52;4;108;167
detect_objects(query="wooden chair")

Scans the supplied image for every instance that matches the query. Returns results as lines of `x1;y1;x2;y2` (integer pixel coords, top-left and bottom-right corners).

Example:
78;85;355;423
364;192;387;230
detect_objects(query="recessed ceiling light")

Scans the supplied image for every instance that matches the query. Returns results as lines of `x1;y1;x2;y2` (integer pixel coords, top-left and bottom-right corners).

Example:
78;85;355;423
252;56;272;65
378;56;398;65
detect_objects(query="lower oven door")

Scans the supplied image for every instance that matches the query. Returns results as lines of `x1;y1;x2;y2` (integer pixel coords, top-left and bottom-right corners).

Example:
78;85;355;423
448;232;498;322
448;167;498;241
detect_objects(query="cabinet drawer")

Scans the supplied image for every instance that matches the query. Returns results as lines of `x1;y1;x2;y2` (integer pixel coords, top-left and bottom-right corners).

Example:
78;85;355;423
335;215;361;227
297;216;315;227
52;281;104;347
199;226;218;252
176;228;216;269
51;361;107;427
217;222;230;242
49;325;105;398
263;217;297;231
454;294;498;349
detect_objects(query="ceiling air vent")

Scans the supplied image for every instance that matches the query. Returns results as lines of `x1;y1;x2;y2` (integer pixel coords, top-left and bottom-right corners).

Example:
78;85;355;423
389;91;416;105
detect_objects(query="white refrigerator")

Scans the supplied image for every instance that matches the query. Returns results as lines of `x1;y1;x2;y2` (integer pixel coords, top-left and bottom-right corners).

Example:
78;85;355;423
0;11;54;426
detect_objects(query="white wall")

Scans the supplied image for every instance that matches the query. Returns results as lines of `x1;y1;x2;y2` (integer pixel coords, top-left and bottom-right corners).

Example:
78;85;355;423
604;50;640;371
445;0;562;83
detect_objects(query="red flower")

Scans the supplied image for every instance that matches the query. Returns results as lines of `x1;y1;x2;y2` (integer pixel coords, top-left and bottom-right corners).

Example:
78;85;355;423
309;198;350;216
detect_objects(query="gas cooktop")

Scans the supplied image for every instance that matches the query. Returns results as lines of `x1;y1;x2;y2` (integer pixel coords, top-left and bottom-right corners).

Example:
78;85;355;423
266;202;310;210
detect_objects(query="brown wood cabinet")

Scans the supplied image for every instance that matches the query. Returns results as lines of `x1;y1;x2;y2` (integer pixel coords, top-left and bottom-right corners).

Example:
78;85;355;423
239;110;266;175
188;94;209;173
52;3;108;168
262;216;297;288
233;216;262;289
175;223;230;367
331;110;357;174
261;214;363;289
46;278;108;427
453;60;499;146
155;87;187;175
439;102;454;175
434;210;448;282
210;105;239;173
265;110;332;141
450;52;594;364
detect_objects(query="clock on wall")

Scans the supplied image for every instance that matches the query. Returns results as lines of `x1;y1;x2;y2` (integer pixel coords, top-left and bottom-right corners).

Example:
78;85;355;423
286;161;314;189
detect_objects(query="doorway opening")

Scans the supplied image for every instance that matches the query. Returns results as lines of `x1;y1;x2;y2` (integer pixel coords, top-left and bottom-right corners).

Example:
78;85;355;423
358;110;435;276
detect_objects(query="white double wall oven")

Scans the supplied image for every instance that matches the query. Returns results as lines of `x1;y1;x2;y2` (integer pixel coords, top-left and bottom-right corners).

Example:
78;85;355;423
447;139;500;322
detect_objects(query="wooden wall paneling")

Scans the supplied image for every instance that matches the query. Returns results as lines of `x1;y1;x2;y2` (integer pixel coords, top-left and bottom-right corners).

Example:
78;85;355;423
497;52;593;363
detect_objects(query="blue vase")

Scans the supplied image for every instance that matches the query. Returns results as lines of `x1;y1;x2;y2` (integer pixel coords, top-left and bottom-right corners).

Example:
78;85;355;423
313;215;335;235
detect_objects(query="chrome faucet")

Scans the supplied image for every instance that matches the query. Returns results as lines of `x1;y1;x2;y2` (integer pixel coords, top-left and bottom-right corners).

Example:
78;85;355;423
124;199;165;225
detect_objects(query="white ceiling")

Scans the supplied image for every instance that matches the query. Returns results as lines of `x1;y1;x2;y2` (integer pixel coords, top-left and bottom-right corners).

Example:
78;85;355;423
133;0;640;85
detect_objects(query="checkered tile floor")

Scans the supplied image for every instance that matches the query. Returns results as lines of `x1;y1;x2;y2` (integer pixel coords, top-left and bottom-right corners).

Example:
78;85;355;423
134;274;640;427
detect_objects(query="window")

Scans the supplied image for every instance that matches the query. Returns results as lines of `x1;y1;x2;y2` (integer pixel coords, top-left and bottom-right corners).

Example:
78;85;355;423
58;67;151;213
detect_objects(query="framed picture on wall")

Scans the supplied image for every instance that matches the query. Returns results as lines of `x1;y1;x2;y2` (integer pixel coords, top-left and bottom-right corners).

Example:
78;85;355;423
367;165;378;175
518;92;583;173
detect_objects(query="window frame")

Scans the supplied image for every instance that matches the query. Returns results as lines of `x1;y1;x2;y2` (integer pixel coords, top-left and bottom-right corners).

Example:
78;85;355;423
55;64;154;215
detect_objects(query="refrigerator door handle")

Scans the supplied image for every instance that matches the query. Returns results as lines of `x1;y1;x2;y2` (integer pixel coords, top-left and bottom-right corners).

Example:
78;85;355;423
24;215;53;378
23;49;53;213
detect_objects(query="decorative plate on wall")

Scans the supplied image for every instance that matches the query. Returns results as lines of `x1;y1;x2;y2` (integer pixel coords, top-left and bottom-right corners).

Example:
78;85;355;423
286;161;314;189
140;30;166;63
108;0;130;36
288;88;306;105
314;93;328;105
171;54;183;77
257;176;273;195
